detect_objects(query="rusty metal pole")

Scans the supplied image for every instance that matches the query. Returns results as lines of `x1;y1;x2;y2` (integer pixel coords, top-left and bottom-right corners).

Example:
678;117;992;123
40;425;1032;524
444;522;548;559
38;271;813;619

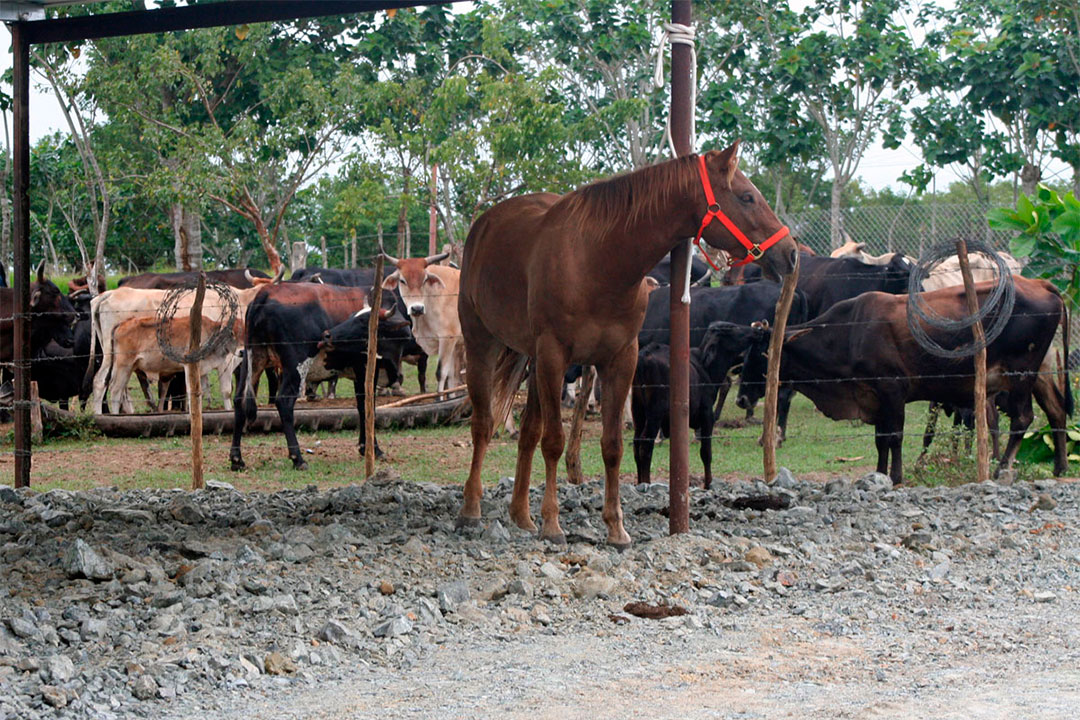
12;23;32;488
668;0;693;535
956;240;990;482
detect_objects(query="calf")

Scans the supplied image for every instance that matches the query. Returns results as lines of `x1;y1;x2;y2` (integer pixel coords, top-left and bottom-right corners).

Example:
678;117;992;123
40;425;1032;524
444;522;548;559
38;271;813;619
30;289;95;410
736;277;1073;483
631;323;765;488
106;315;242;413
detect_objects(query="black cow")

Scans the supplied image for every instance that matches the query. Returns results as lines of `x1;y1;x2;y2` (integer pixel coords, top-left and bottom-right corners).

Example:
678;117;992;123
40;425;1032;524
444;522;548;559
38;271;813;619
30;290;96;410
638;282;807;431
647;255;711;286
631;324;765;488
736;277;1073;484
743;253;911;319
1;260;76;365
119;268;270;289
292;265;429;394
230;282;411;471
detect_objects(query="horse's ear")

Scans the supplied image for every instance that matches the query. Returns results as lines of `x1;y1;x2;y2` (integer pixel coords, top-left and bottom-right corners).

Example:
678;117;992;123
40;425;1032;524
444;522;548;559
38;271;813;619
713;140;741;188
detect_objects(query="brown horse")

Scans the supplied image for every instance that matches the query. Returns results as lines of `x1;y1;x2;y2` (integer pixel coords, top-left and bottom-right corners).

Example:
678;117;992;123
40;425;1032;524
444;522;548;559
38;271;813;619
457;142;798;548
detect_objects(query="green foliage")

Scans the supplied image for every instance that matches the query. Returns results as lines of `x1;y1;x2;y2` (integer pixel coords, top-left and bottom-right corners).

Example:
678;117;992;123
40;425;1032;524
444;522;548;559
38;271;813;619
1015;423;1080;465
988;184;1080;305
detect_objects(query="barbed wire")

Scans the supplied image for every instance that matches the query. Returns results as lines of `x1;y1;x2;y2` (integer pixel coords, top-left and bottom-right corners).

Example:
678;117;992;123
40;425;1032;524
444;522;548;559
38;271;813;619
155;279;240;364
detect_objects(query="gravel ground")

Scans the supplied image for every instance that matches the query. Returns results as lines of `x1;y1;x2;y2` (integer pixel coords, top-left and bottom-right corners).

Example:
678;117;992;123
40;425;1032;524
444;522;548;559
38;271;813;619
1;470;1078;719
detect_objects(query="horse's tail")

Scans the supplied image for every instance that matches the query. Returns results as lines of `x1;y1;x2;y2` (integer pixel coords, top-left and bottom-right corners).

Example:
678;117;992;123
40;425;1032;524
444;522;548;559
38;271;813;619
1062;305;1073;417
491;348;529;433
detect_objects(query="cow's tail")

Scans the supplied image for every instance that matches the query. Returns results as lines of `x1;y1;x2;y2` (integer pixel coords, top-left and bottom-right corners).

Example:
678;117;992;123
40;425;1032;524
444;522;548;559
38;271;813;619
1062;306;1073;417
491;348;529;433
81;297;102;398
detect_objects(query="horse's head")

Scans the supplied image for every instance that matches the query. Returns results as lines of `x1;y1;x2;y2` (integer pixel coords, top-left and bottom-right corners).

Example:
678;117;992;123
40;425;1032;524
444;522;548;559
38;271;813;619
698;141;798;280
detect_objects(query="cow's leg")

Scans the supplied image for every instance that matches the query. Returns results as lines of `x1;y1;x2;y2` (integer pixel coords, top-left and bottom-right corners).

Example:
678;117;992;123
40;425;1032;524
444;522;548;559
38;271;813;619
275;360;307;470
534;336;570;545
595;345;634;548
713;377;732;422
458;333;502;528
1032;374;1070;477
997;390;1035;475
135;370;154;411
875;402;906;484
777;386;795;445
326;377;337;400
696;405;715;490
353;361;385;460
219;367;234;412
631;395;660;486
416;352;428;394
509;372;541;533
106;359;134;415
156;375;171;412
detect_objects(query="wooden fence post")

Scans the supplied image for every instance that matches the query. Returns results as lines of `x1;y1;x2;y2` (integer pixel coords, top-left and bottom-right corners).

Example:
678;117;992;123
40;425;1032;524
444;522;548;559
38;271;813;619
29;381;42;444
956;239;990;482
186;273;207;490
290;241;307;273
763;258;800;480
364;256;385;478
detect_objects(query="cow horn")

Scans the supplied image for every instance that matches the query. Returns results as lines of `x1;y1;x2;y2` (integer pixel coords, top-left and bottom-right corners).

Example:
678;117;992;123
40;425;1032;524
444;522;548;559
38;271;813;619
424;251;450;265
35;259;45;283
272;266;285;284
69;288;89;300
379;239;400;267
310;273;324;284
244;269;254;283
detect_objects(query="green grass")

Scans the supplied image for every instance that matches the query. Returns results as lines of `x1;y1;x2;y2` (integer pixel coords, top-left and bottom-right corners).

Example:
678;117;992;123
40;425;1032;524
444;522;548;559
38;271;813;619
12;388;1066;493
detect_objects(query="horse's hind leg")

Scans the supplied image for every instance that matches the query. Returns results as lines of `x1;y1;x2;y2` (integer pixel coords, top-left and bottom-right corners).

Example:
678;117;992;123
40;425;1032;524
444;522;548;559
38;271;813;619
458;336;501;528
534;336;569;544
596;345;635;549
509;372;541;532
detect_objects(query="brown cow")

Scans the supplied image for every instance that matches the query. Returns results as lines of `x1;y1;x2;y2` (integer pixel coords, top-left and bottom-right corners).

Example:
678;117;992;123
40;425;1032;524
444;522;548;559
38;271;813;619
107;315;242;414
1;260;76;365
736;276;1072;483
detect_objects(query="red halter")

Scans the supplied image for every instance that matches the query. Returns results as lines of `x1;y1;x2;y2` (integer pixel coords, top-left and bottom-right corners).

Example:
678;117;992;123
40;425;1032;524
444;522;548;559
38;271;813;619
692;154;790;269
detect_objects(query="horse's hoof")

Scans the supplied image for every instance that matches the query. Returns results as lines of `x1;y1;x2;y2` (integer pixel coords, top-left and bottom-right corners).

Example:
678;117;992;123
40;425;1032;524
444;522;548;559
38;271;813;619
230;460;245;472
510;515;537;533
540;531;567;546
455;515;482;530
607;538;632;552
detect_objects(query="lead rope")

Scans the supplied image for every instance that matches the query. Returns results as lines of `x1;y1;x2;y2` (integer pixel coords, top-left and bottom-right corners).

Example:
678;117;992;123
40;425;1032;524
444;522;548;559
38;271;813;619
653;21;698;305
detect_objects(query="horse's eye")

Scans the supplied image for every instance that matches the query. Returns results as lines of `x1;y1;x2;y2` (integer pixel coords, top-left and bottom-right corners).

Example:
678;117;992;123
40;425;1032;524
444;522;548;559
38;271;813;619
741;193;754;204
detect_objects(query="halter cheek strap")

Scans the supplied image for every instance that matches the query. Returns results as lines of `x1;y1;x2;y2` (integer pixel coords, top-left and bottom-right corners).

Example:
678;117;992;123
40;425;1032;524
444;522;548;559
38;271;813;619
693;154;790;270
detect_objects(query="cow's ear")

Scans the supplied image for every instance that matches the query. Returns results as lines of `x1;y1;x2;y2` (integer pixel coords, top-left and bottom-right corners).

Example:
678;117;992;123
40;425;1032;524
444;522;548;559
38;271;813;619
36;260;45;283
784;327;813;344
30;288;41;308
424;272;445;288
381;271;399;291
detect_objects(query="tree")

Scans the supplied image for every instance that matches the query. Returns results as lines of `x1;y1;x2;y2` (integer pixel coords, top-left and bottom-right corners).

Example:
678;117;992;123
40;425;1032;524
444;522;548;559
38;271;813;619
755;0;921;246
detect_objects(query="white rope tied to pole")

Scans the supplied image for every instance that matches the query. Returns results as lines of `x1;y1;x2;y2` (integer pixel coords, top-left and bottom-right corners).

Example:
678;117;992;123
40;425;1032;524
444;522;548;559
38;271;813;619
654;21;697;159
654;21;699;305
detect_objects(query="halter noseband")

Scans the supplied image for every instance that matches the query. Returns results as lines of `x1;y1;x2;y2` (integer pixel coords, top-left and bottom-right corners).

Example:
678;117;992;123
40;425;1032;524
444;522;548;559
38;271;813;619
692;154;790;269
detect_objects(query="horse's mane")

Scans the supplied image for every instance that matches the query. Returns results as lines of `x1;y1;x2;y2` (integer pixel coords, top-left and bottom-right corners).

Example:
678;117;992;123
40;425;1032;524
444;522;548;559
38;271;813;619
556;155;699;238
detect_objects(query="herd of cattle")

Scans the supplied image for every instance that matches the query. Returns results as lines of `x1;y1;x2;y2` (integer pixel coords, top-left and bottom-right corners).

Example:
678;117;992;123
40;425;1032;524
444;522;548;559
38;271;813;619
0;236;1073;486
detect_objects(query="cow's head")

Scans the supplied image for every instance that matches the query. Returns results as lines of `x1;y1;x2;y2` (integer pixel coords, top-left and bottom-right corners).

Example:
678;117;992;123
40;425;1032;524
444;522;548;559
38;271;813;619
30;260;77;350
700;321;767;382
882;253;912;294
380;247;451;318
735;321;813;410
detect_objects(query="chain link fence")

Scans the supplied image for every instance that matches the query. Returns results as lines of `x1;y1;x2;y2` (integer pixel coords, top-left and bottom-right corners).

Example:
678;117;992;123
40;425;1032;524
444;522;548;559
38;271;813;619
779;203;1014;257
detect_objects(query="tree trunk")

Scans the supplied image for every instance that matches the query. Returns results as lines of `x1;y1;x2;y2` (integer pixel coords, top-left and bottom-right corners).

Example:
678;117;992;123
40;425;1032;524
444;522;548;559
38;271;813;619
829;179;844;249
1020;163;1041;198
397;168;411;257
171;205;204;271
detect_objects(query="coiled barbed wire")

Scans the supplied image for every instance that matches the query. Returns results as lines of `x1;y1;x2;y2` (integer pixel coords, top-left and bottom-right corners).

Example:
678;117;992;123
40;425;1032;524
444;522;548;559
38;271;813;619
906;239;1015;359
155;278;239;364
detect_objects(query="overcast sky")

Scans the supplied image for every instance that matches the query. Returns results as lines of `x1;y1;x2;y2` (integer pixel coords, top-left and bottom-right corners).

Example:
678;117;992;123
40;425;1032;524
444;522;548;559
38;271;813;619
0;21;1070;195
